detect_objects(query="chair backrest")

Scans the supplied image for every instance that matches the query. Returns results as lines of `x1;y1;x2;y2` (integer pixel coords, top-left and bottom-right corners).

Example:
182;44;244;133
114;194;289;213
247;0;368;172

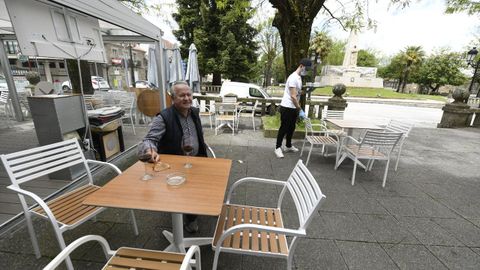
222;95;237;103
385;119;413;138
0;91;9;104
0;139;91;187
278;160;326;230
117;94;135;114
303;118;327;137
360;130;403;156
323;109;344;120
192;98;200;108
250;100;259;116
216;103;236;117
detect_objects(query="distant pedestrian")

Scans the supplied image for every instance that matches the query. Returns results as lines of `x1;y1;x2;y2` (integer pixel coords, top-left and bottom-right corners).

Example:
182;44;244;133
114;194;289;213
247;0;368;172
275;58;311;158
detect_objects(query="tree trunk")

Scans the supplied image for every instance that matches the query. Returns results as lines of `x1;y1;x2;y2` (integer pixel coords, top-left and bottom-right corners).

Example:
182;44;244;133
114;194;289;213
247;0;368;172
396;77;403;92
212;72;221;86
401;68;410;93
272;5;318;76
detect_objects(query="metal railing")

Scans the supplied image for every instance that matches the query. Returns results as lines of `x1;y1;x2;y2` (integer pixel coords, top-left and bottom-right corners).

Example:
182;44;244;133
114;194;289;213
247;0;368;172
194;95;329;119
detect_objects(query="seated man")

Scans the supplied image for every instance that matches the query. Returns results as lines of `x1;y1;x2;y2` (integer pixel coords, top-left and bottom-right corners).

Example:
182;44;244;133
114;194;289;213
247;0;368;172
138;81;207;233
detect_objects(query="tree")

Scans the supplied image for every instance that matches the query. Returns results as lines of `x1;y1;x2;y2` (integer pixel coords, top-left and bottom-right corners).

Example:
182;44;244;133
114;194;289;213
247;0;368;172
271;54;286;84
324;39;346;66
268;0;402;75
309;31;333;79
413;50;468;94
377;53;404;81
397;46;425;92
445;0;480;15
357;49;379;67
256;17;282;87
172;1;202;58
174;0;258;85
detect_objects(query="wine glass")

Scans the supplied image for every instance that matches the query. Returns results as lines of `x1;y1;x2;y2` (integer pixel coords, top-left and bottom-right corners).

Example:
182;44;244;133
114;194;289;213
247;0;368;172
181;135;193;168
138;147;154;181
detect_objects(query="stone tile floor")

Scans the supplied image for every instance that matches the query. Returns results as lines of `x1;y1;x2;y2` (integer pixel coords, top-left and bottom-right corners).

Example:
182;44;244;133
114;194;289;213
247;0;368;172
1;117;480;269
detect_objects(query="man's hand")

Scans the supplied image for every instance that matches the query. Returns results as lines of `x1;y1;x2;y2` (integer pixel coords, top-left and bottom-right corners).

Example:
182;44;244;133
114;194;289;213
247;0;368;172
147;148;161;163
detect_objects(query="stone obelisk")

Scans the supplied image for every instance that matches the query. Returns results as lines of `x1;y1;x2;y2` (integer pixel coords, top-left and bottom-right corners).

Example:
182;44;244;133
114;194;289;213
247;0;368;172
342;30;359;67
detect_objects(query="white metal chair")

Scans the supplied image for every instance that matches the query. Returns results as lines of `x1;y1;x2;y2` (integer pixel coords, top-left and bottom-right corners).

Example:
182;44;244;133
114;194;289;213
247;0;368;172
385;119;413;171
43;235;201;270
212;160;326;270
117;93;137;135
0;139;139;270
236;100;259;131
215;103;237;136
222;95;238;103
193;99;215;129
334;130;403;187
321;109;346;136
0;91;13;127
300;118;340;166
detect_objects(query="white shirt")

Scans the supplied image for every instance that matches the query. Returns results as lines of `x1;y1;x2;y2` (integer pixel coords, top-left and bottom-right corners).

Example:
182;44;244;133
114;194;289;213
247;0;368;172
280;71;302;108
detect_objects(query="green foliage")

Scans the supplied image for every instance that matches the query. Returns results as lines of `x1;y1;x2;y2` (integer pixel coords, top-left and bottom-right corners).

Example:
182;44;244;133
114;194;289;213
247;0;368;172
412;50;468;93
309;32;333;62
324;39;346;66
312;87;447;101
256;17;282;86
173;0;258;84
272;54;286;84
445;0;480;15
357;49;379;67
377;53;404;80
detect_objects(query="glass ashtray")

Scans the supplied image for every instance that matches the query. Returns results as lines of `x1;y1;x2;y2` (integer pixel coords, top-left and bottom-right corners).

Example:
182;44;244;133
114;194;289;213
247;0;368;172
166;172;186;186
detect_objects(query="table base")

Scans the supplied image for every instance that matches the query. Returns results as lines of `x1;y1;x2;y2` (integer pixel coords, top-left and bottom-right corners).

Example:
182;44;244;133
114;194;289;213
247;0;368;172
162;213;213;253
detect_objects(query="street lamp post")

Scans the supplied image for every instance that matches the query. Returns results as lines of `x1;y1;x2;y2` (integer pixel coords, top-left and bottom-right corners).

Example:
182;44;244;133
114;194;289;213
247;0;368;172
466;47;480;97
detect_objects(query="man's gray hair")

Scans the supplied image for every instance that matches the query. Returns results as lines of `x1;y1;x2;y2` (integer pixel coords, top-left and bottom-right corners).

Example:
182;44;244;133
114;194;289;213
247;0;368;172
170;80;190;97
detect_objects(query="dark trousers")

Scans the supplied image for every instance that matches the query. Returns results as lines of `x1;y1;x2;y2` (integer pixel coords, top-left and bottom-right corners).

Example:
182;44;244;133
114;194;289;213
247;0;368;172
276;106;298;149
185;214;197;223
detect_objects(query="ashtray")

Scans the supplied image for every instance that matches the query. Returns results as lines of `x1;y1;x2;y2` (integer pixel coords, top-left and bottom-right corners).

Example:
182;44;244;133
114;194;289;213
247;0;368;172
154;162;170;172
166;172;186;186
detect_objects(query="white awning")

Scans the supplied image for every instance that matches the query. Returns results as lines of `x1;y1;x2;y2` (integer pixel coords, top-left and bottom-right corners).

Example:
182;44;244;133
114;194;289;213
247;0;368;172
46;0;162;41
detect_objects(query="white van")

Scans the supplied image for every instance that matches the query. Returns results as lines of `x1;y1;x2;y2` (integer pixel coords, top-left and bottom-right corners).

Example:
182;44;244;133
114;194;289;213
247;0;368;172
219;81;270;99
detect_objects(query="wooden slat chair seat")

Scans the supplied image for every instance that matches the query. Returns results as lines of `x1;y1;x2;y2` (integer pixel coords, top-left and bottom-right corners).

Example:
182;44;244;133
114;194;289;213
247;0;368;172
193;99;214;129
335;130;403;187
213;204;288;255
212;160;326;270
43;235;201;270
215;103;237;136
300;118;340;166
344;145;386;159
31;185;101;226
0;139;139;270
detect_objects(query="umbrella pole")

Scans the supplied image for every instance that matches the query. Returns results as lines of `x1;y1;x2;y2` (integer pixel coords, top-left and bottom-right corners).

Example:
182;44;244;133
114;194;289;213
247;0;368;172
76;59;93;151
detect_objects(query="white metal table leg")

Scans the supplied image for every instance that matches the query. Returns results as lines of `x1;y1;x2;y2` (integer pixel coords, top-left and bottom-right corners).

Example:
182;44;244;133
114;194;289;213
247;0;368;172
162;213;213;253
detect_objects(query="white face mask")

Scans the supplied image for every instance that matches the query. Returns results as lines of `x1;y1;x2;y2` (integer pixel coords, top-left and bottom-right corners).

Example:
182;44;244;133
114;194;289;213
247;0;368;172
300;66;307;76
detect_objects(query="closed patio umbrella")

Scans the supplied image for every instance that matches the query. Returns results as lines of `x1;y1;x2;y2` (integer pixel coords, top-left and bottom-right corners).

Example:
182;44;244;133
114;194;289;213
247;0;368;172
169;44;185;85
185;43;200;93
147;46;158;87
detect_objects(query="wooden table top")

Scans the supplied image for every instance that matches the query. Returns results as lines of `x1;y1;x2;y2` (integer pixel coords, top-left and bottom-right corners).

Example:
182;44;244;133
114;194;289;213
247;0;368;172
326;119;383;130
83;155;232;216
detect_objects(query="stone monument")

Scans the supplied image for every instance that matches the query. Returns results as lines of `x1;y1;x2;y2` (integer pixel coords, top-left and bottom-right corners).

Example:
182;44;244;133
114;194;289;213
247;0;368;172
318;30;384;88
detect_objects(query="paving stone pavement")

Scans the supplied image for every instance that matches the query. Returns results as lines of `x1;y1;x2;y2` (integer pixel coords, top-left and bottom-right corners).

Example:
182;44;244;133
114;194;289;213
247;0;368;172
0;117;480;269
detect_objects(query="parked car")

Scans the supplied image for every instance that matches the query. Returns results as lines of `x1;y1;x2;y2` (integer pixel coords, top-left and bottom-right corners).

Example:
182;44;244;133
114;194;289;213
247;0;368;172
219;81;271;99
219;81;277;113
62;76;110;91
135;80;156;88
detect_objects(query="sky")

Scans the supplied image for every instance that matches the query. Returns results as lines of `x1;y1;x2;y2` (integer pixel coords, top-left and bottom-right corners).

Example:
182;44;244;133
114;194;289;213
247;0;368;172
145;0;479;58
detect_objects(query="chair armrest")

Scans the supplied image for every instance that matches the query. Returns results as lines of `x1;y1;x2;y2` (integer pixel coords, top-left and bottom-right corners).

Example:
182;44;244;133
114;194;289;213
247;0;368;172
215;224;305;247
43;235;113;270
226;177;286;204
341;135;360;146
180;245;201;270
7;185;59;226
87;160;122;175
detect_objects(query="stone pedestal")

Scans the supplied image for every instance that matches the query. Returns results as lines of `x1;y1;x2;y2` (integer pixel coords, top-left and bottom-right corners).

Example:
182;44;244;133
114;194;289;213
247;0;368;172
437;103;474;128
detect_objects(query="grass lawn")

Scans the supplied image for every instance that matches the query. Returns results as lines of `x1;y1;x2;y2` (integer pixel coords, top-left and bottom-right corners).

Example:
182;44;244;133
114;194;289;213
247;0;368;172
311;87;447;102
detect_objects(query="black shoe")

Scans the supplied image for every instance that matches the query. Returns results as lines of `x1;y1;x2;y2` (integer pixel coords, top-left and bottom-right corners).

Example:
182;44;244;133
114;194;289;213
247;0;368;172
184;220;199;233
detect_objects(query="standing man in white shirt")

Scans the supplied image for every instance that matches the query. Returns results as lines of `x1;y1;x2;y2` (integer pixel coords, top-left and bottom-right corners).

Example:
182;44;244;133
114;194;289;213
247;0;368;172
275;58;312;158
